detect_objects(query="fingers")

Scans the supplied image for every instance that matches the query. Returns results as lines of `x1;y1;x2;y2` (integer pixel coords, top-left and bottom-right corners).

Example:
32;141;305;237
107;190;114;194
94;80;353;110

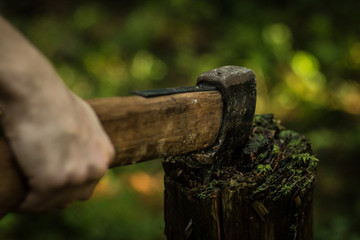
7;92;116;214
17;139;113;213
18;179;99;213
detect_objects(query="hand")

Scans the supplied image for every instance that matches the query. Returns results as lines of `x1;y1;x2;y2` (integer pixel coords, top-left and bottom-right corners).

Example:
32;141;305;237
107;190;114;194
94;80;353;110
0;15;114;212
1;88;115;212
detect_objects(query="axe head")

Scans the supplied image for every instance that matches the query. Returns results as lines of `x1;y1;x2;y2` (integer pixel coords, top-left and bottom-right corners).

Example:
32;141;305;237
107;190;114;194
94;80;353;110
196;66;257;166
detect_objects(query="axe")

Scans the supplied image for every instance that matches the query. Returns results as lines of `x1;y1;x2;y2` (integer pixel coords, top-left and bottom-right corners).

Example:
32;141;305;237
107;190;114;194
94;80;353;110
0;66;256;218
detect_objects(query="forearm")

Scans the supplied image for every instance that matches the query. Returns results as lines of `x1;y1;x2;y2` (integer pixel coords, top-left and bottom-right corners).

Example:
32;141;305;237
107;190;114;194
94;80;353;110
0;15;68;112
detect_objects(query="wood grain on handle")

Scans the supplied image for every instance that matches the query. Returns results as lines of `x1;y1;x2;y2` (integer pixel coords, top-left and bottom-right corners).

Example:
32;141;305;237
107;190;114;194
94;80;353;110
0;90;223;218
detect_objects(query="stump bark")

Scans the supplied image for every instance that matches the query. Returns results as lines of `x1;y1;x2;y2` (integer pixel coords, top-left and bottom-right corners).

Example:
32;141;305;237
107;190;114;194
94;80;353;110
163;114;317;240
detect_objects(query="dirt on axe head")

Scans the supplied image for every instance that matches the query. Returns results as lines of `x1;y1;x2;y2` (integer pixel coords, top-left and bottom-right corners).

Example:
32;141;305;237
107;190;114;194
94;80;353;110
194;65;257;166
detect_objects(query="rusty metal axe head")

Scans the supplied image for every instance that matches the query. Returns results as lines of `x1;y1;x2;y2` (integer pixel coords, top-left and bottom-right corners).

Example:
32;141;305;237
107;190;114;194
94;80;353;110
196;65;257;166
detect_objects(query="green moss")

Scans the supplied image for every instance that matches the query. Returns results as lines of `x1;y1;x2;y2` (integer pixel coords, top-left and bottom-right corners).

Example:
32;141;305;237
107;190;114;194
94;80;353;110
256;164;273;175
272;144;280;154
243;133;268;155
248;115;318;200
190;114;318;201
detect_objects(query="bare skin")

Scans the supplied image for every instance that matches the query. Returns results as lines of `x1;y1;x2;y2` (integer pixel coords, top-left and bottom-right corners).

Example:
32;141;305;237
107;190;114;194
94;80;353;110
0;16;115;212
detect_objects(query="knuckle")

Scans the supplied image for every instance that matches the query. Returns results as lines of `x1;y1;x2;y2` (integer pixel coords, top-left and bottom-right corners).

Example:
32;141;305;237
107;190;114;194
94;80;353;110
66;168;88;185
101;139;116;166
88;161;107;179
31;175;67;191
65;161;106;185
35;169;86;189
108;145;116;161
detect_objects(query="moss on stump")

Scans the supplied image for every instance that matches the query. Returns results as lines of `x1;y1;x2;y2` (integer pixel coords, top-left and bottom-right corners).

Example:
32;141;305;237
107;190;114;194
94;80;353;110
163;114;318;240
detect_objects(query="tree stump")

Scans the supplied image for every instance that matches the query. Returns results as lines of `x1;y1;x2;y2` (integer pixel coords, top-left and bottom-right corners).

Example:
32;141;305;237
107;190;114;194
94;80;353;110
163;114;318;240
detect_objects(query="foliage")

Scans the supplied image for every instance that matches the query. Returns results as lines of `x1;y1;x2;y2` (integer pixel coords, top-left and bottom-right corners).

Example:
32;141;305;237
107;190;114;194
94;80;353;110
256;164;273;176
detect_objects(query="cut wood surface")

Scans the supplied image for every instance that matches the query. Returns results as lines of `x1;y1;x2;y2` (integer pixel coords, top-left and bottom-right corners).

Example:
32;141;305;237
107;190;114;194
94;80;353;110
0;90;223;218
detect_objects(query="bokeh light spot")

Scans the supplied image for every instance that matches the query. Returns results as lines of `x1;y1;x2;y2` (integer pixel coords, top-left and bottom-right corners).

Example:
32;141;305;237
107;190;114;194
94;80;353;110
129;172;162;196
291;51;320;78
335;81;360;114
262;23;292;45
276;89;299;110
131;51;167;82
131;51;155;80
350;42;360;67
73;5;103;30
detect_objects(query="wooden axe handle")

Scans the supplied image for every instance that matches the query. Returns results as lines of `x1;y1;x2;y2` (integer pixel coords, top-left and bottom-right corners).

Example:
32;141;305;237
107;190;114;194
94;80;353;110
0;90;223;217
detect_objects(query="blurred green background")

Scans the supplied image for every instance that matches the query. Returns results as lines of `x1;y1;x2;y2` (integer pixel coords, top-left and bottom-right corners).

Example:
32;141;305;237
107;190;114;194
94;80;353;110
1;0;360;239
